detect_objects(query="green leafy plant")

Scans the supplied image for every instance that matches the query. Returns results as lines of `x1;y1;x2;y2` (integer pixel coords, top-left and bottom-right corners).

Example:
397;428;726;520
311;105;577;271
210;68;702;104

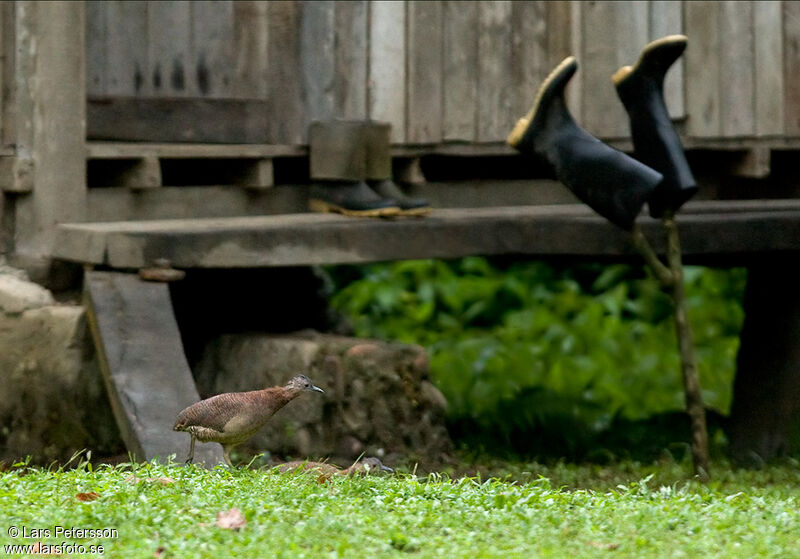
327;258;746;458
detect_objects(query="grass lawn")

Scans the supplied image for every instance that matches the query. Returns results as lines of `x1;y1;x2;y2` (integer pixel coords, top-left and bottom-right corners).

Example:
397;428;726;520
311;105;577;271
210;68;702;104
1;458;798;558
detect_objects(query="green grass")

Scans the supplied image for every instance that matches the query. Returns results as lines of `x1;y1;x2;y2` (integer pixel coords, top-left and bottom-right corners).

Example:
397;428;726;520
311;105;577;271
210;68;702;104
2;458;799;558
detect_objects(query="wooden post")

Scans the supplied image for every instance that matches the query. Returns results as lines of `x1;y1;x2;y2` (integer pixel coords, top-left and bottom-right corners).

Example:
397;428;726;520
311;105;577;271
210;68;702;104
2;2;87;272
663;212;710;481
631;216;710;480
729;260;800;465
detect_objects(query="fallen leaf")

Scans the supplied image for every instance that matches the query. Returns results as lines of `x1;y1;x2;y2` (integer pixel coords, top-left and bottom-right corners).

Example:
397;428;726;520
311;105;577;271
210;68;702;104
75;491;100;502
587;540;620;551
125;476;174;486
214;507;246;531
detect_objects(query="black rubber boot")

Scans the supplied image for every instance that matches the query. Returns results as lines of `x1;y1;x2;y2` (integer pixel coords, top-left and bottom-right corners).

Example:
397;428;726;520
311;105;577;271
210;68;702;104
507;57;663;231
309;180;400;217
363;121;431;216
613;35;697;217
308;120;400;217
367;179;430;216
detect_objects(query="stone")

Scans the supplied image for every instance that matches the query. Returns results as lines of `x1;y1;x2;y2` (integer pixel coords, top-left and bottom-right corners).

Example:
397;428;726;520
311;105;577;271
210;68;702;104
0;273;55;314
0;269;121;464
194;331;453;469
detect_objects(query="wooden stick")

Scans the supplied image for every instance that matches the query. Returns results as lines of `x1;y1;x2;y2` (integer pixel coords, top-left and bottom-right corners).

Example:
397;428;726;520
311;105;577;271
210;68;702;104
630;224;674;286
662;211;710;481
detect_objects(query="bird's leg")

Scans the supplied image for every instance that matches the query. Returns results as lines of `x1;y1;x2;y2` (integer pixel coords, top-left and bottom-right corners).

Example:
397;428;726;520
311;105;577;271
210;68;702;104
222;445;233;468
185;435;196;464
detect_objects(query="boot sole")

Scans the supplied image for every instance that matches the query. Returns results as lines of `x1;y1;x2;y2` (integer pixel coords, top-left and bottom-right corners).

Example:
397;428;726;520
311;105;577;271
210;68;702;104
309;198;401;217
611;34;688;86
507;56;578;149
397;206;432;217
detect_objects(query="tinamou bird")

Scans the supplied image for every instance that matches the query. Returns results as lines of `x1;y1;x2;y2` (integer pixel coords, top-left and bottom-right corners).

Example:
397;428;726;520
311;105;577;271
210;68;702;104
173;374;324;467
276;456;394;476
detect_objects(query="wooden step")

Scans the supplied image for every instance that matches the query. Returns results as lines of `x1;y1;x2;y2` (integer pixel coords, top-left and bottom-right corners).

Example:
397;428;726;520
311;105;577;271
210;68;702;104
55;200;800;269
84;271;225;466
87;142;307;191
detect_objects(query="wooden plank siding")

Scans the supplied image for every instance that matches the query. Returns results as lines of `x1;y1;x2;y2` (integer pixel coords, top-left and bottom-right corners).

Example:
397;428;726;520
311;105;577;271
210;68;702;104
83;1;800;146
442;1;479;141
648;0;684;118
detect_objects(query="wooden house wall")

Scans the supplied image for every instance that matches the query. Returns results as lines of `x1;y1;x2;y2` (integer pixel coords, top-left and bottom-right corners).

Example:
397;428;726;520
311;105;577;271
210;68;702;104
86;0;796;146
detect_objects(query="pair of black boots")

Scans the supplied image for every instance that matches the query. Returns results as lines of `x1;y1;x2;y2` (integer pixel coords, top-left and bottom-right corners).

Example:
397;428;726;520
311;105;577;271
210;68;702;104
507;35;696;230
308;120;430;218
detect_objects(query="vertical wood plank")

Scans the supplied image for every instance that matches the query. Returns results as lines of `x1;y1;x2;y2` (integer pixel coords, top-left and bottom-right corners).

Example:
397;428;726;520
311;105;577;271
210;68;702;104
685;1;721;137
407;1;443;143
614;1;649;138
148;1;194;96
86;1;107;96
649;0;684;118
1;2;15;148
719;1;755;137
783;1;800;136
546;0;577;117
301;1;335;123
334;1;368;120
547;1;574;69
105;1;149;96
266;1;304;143
191;1;234;98
510;2;547;123
443;1;478;141
368;1;406;142
581;1;624;137
232;1;269;99
754;1;784;136
477;0;513;142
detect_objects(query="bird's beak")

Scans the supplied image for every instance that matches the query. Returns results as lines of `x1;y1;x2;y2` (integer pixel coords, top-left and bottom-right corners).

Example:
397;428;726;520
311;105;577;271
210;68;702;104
310;384;324;394
381;464;394;473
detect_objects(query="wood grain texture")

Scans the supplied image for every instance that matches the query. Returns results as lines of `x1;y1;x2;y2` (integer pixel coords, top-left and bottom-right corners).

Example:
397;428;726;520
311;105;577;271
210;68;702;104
649;0;684;118
87;98;273;143
477;1;513;142
84;271;224;466
334;0;368;119
783;1;800;135
720;1;755;137
105;1;149;96
545;1;578;116
580;1;624;136
685;1;721;137
232;1;269;99
368;1;407;142
301;1;335;123
55;201;800;269
407;0;443;143
191;1;234;98
86;1;107;96
511;1;548;122
754;1;784;136
148;1;194;96
266;1;304;143
443;1;478;141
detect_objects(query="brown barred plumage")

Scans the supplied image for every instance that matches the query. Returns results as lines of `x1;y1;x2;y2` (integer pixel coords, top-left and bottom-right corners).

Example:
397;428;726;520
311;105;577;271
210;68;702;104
174;374;324;467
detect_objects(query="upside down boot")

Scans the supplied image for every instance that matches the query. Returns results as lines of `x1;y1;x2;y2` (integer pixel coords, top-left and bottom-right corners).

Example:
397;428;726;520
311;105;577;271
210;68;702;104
613;35;697;217
507;57;662;231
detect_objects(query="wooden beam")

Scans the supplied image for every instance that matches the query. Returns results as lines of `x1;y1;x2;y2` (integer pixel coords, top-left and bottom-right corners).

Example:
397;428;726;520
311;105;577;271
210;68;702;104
84;271;224;466
54;201;800;270
87;97;274;144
